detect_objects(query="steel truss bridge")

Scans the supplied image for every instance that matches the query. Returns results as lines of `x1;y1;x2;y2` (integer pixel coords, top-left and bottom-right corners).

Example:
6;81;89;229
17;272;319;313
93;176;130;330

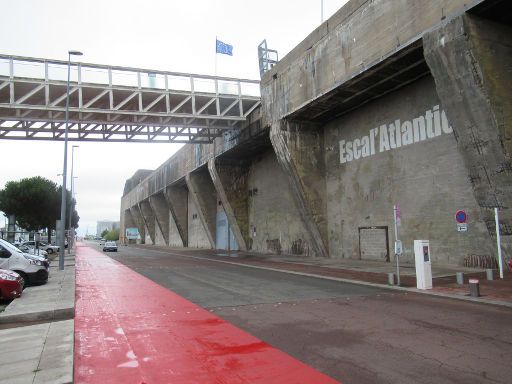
0;55;261;143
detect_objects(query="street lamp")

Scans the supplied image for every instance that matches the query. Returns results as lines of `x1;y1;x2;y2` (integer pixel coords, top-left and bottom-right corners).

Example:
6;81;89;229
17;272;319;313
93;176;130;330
67;145;79;254
59;50;82;271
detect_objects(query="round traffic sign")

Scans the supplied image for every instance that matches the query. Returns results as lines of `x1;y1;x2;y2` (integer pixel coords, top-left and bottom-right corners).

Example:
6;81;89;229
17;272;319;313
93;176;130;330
455;210;467;224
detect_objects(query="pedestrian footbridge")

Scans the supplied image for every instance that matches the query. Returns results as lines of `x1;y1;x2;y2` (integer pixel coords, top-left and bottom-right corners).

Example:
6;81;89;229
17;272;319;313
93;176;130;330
0;55;261;143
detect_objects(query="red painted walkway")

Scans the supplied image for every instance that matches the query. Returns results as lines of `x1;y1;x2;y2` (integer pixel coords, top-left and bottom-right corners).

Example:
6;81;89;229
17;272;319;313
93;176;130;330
74;244;340;383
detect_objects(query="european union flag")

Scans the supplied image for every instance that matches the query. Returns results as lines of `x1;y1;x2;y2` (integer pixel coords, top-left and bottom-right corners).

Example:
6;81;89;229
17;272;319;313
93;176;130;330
216;39;233;56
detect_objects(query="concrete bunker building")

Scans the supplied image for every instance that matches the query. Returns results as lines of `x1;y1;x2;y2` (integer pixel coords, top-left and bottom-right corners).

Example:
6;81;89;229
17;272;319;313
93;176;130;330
121;0;511;267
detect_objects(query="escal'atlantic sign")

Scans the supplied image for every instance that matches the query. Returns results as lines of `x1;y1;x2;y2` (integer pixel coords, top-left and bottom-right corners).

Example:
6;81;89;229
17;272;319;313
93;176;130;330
339;105;453;164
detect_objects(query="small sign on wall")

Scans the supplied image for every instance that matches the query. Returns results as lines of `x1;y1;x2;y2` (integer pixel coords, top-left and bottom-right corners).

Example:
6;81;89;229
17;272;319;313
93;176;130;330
455;210;468;232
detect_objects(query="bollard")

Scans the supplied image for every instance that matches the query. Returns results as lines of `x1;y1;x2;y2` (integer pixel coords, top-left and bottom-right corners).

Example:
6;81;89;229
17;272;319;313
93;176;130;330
485;269;495;281
456;272;464;285
387;272;396;285
469;278;480;297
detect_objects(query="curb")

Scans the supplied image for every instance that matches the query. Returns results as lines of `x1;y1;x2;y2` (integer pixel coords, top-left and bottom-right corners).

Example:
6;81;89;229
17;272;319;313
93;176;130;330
0;307;75;325
145;248;512;309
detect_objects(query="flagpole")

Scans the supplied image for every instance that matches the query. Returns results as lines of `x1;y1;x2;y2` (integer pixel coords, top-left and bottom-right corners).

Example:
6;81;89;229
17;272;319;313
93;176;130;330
215;36;218;77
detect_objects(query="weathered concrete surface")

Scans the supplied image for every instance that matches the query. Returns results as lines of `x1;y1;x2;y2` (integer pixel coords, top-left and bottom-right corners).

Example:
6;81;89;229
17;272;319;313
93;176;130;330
164;185;188;247
119;0;510;266
324;77;494;264
120;209;136;240
129;205;146;244
208;158;249;250
186;171;216;248
270;120;328;257
246;149;312;255
261;0;474;125
149;193;170;246
139;200;156;245
0;320;74;384
424;14;512;255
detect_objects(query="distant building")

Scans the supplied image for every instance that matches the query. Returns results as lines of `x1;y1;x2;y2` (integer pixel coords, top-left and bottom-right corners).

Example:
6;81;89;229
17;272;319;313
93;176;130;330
97;221;120;237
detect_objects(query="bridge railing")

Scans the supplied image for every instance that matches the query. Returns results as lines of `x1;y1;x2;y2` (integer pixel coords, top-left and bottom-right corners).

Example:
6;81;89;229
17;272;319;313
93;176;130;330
0;54;261;143
0;54;260;97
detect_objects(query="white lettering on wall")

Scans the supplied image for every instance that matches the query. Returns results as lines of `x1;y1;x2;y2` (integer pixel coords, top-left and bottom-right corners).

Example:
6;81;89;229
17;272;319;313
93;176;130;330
339;105;453;164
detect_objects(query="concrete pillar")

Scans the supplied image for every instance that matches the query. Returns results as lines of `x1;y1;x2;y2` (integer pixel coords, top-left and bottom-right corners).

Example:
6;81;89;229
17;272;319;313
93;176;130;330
129;205;146;244
185;170;216;248
270;120;329;257
208;158;249;250
424;14;512;252
149;193;170;246
164;185;188;247
120;209;136;244
139;200;156;245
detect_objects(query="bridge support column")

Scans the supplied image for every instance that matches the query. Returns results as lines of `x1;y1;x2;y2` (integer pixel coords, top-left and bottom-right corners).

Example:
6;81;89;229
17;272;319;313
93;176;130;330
208;158;249;251
129;205;146;244
424;14;512;252
270;120;329;257
186;171;216;249
149;193;170;246
164;185;188;247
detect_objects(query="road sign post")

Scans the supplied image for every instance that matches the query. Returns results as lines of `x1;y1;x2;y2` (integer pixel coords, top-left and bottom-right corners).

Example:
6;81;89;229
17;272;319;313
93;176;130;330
393;204;401;286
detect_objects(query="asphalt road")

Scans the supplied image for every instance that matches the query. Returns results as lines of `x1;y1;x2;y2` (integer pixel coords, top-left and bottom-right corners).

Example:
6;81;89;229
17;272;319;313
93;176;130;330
94;242;512;384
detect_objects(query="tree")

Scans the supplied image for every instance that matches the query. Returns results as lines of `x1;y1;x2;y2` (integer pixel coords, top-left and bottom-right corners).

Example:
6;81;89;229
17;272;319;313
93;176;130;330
101;229;109;238
105;228;120;241
0;177;79;243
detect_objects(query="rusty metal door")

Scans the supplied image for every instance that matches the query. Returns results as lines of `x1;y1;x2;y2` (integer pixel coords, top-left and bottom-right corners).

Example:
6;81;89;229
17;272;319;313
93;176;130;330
358;226;389;262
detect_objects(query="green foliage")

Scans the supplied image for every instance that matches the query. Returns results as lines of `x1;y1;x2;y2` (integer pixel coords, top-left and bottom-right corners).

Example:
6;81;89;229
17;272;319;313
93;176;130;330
100;229;109;238
105;228;120;241
0;176;79;232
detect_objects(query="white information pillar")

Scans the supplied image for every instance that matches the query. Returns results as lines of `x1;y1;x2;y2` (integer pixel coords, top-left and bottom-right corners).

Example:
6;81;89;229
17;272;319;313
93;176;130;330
414;240;432;290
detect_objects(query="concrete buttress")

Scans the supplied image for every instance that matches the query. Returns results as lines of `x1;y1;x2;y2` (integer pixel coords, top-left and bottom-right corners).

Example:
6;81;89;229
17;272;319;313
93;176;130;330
129;205;146;244
270;120;329;257
139;200;157;245
164;185;188;247
208;158;249;250
185;171;216;248
149;193;170;246
424;14;512;252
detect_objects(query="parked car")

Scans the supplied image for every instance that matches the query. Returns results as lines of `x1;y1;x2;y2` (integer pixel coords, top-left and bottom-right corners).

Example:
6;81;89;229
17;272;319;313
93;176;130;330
0;239;49;285
103;241;118;252
16;244;48;259
0;269;24;299
22;241;59;254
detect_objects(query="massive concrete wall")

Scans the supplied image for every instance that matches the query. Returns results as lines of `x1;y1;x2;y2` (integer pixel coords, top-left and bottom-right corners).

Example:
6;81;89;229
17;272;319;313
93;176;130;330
247;149;312;255
325;76;494;263
261;0;474;124
121;0;510;266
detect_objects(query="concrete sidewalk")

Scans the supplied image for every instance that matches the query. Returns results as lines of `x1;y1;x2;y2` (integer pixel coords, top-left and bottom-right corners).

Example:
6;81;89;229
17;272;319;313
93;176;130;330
0;253;75;384
0;255;75;324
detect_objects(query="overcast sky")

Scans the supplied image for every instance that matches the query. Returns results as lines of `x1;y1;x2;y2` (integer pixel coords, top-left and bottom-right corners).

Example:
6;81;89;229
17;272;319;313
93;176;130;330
0;0;348;236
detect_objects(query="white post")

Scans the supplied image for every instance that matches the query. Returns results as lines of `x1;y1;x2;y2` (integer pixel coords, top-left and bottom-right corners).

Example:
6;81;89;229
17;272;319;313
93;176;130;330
495;207;504;279
394;205;401;286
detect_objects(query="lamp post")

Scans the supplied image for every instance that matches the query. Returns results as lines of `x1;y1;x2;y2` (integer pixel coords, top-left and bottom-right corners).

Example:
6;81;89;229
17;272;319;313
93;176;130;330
67;145;79;254
59;50;82;271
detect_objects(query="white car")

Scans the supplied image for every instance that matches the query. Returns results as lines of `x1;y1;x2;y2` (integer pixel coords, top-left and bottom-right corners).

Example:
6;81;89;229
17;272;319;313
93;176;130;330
0;239;49;285
17;244;48;259
22;241;59;254
102;241;118;252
